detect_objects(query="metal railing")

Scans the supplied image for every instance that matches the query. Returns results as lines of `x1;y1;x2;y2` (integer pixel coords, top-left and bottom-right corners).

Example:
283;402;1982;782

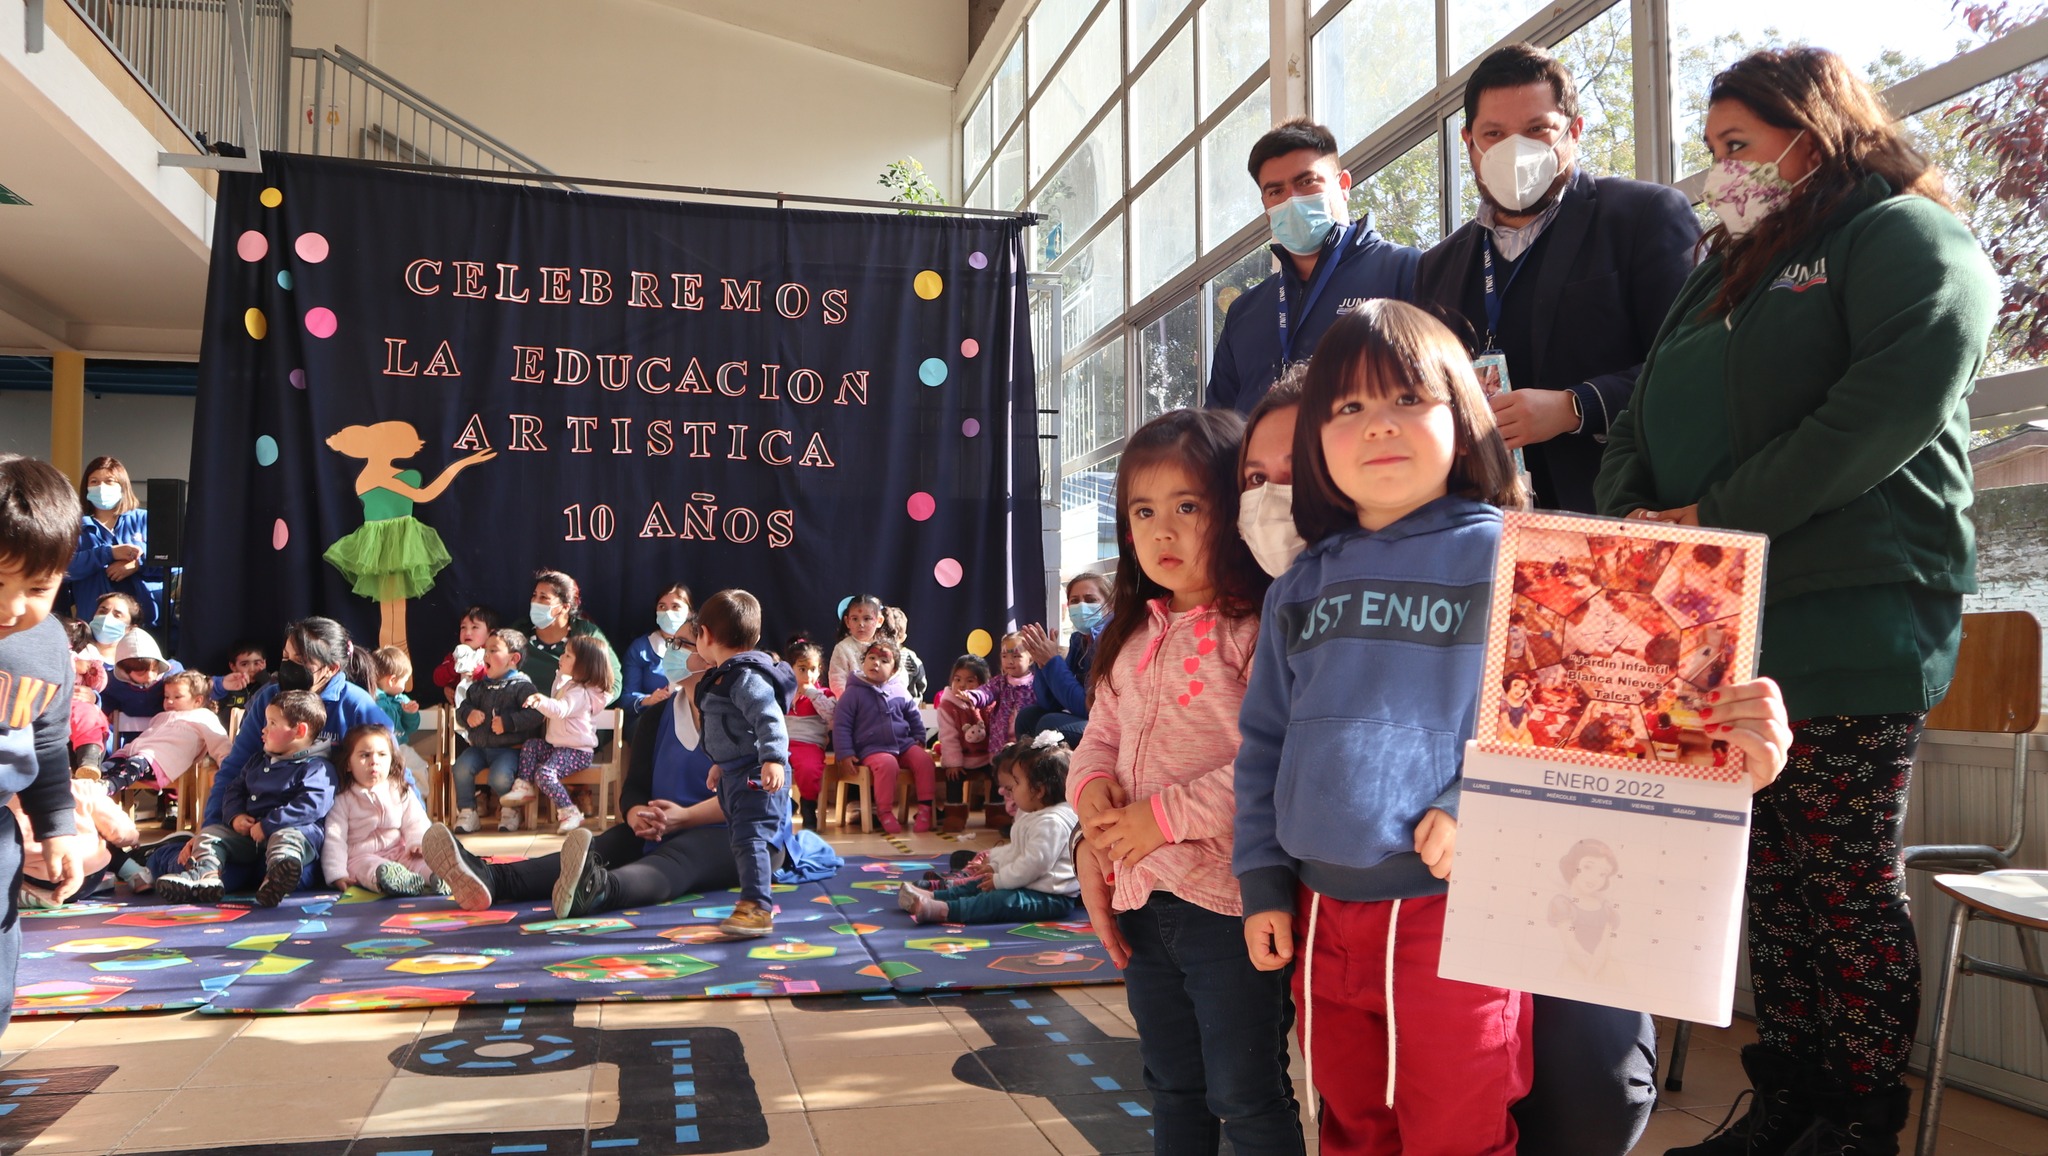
289;46;564;185
67;0;289;152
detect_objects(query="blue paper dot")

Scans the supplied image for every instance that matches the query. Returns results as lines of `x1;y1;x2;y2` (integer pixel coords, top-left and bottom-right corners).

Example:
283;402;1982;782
276;270;294;290
254;435;279;467
837;597;853;618
918;358;948;387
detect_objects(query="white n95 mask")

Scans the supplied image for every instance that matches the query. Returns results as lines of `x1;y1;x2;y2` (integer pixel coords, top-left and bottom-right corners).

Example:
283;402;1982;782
1478;135;1563;211
1237;482;1306;578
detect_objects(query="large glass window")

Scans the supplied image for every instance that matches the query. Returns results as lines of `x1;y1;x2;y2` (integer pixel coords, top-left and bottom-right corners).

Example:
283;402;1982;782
994;38;1028;134
1031;9;1121;184
966;91;994;180
1449;0;1551;70
1131;25;1195;179
1059;216;1126;348
1138;295;1206;418
1350;132;1443;249
1062;339;1128;465
1037;107;1124;268
1128;0;1192;60
1314;0;1436;152
1204;87;1273;250
1199;0;1270;118
1208;245;1274;339
1132;152;1199;302
1553;5;1634;179
1030;0;1104;92
1061;451;1122;563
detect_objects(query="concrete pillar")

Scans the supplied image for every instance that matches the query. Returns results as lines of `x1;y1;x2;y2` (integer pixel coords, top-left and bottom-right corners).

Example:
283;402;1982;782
51;351;84;484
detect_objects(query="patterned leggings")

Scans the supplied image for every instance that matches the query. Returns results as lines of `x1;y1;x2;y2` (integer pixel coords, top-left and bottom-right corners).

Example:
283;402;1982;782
1746;712;1925;1094
517;738;592;811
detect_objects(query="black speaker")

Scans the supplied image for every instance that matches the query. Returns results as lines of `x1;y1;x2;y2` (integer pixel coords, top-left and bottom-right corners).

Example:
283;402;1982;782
144;478;187;568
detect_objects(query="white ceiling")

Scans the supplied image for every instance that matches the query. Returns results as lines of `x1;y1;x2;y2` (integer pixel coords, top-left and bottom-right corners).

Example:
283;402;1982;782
640;0;968;86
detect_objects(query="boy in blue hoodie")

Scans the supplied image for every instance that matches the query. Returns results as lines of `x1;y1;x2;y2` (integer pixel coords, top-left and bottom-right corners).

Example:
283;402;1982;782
158;689;336;907
690;589;793;939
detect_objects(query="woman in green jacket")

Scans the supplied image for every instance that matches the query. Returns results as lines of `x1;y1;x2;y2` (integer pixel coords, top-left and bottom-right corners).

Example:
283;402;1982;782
1594;48;1997;1156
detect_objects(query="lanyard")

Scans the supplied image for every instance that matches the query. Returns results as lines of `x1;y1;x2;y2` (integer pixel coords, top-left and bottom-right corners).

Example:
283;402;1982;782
1480;232;1529;352
1276;223;1352;366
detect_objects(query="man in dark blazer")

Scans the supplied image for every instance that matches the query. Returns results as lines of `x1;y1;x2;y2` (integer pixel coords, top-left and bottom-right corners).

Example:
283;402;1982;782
1415;42;1700;514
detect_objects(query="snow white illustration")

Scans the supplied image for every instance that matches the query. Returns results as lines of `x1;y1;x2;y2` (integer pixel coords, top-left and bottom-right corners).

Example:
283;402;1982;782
324;421;495;649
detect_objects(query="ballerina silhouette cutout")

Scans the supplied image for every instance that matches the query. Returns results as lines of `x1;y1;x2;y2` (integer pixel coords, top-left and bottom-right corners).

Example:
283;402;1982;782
323;421;494;650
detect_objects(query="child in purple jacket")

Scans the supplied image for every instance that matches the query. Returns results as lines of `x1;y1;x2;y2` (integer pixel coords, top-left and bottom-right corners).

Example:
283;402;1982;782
831;638;935;833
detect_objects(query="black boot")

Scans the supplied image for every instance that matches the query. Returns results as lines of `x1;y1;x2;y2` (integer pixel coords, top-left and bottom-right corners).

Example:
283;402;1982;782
1787;1085;1911;1156
155;835;226;906
255;828;309;907
1667;1045;1817;1156
799;798;818;831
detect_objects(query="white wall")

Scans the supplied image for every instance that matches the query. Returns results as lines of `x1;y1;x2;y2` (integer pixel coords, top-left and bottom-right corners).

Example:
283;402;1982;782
0;390;195;483
290;0;956;202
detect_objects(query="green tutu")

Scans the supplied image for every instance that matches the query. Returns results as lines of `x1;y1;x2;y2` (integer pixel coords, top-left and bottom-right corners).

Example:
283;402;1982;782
324;515;451;600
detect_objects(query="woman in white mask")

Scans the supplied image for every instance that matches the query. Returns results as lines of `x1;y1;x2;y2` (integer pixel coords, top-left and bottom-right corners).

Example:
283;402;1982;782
64;456;161;628
1235;369;1308;578
1596;48;1997;1156
619;583;693;727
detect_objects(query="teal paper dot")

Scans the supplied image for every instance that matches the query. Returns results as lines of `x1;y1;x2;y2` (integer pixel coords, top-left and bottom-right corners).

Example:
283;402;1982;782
254;435;279;466
837;596;853;618
276;270;294;290
918;358;948;387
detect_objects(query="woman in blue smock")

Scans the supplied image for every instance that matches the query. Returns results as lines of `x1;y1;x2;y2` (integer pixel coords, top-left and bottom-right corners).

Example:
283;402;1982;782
65;457;160;628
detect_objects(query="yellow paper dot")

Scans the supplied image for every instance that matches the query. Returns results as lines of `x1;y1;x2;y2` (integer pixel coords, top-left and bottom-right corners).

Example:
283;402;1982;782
244;307;268;339
259;187;283;208
966;629;993;658
913;270;944;300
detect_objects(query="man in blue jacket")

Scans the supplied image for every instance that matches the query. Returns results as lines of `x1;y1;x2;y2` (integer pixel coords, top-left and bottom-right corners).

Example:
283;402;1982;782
1205;118;1421;414
1414;42;1699;515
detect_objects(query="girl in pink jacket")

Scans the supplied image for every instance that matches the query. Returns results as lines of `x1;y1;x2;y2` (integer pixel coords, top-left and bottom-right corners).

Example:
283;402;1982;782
1065;409;1299;1154
323;725;438;896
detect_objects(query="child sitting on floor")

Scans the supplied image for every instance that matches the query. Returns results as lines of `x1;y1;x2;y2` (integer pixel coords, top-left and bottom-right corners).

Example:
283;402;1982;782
899;731;1078;924
10;778;137;908
156;689;336;907
94;670;230;793
323;724;440;896
500;634;611;833
784;641;835;830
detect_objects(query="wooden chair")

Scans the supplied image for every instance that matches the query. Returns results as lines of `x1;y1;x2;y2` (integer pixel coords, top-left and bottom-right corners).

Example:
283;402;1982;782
521;708;627;832
821;757;875;833
1908;612;2045;1153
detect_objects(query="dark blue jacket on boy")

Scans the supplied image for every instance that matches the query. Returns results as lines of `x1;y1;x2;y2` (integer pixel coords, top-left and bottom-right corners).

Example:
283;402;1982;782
693;652;794;781
1234;496;1501;917
221;746;336;854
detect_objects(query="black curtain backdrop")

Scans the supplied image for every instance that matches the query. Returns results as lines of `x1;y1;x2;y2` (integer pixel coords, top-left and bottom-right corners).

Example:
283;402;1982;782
184;153;1042;687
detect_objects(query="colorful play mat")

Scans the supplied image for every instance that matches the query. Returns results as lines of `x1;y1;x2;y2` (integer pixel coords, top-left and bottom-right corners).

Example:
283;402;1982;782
13;856;1110;1016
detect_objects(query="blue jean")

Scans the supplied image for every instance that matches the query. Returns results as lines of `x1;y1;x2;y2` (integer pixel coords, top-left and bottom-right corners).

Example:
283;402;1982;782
1117;892;1304;1155
715;764;787;909
1510;998;1656;1156
453;745;520;809
935;883;1074;924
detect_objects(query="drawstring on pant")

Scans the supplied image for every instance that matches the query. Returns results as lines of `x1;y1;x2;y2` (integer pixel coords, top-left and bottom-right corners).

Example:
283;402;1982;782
1302;891;1322;1122
1384;897;1403;1108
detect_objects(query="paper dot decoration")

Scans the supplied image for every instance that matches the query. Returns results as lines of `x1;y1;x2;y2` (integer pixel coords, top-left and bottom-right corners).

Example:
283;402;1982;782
913;270;943;300
961;418;980;438
254;435;278;466
965;629;992;658
271;519;289;550
933;558;963;588
968;251;988;270
236;231;268;262
304;307;337;338
960;338;980;358
294;232;330;263
243;308;268;339
289;368;307;389
259;187;283;208
906;492;936;521
918;359;948;387
276;270;294;290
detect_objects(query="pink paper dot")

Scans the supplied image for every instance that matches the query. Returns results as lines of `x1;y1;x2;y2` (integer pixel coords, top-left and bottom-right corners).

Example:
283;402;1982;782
961;418;980;438
934;558;963;588
236;231;268;262
271;519;289;550
289;368;307;389
304;307;337;338
961;338;980;358
294;232;330;263
906;492;937;521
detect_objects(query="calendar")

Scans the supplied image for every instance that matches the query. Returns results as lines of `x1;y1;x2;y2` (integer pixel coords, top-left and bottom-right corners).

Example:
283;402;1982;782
1438;511;1769;1025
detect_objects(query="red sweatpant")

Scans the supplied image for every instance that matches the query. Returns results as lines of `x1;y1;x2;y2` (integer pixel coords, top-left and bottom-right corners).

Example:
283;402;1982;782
789;741;826;799
862;745;935;806
1294;890;1531;1156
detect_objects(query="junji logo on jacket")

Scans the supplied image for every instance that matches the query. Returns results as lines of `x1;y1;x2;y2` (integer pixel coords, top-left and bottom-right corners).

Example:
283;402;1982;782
1278;577;1491;653
1769;258;1827;294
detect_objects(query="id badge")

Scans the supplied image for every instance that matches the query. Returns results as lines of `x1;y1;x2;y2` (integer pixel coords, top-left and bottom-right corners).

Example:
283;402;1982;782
1473;352;1512;399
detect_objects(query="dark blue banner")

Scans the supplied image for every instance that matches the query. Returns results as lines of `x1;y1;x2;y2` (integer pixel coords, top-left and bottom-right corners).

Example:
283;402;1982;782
185;153;1042;675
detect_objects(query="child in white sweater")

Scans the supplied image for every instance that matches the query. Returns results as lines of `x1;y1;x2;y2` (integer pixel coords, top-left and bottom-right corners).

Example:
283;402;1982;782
501;635;612;833
322;725;439;896
899;732;1079;924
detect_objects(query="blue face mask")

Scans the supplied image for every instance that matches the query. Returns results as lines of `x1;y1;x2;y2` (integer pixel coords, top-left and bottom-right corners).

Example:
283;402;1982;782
1267;191;1342;256
660;648;694;683
87;484;123;512
1068;601;1106;636
655;608;687;636
88;614;126;645
529;602;555;629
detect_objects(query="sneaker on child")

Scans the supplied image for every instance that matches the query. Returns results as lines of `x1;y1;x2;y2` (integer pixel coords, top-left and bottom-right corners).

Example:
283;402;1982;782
554;806;584;834
454;808;480;833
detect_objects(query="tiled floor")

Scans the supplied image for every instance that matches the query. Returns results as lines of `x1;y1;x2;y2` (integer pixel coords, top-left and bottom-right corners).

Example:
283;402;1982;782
2;827;2041;1154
